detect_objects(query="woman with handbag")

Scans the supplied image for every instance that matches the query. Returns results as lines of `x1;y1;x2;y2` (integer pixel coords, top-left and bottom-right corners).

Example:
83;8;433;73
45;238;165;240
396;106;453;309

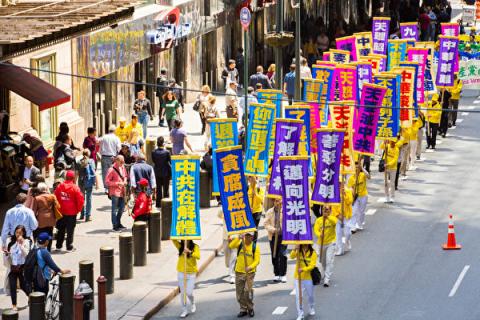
195;85;212;135
290;244;318;320
32;183;60;251
4;225;32;311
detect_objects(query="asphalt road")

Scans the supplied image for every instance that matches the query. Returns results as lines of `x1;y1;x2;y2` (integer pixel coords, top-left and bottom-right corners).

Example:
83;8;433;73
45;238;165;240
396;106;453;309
152;95;480;320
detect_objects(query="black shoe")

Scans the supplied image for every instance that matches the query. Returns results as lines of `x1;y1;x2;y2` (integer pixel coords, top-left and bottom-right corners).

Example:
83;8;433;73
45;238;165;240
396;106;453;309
79;215;85;220
248;309;254;317
119;224;127;229
237;311;248;318
416;156;420;160
323;283;329;287
66;246;76;252
113;227;120;232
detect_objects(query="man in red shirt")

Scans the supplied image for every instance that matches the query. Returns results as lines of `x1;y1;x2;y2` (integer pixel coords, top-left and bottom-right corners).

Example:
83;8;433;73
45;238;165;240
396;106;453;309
54;170;84;251
419;9;430;41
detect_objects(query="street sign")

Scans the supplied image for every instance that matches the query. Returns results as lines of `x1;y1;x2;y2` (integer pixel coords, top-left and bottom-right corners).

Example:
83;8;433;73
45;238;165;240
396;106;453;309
240;7;251;30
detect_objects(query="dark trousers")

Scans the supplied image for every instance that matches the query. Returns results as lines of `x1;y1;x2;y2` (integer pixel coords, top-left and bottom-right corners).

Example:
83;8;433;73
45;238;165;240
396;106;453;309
155;175;170;207
8;268;28;305
363;156;371;174
253;212;262;241
426;122;439;149
288;95;294;105
395;162;401;190
439;110;449;136
56;215;76;250
450;99;459;125
34;227;54;252
200;115;206;134
269;236;287;276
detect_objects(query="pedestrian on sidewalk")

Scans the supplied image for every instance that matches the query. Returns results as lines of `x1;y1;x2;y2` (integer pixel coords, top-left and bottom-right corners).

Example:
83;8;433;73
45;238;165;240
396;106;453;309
161;90;181;131
283;64;296;105
118;143;135;165
99;125;121;193
54;171;84;252
170;119;194;155
333;181;353;256
290;244;317;320
76;149;99;221
131;178;152;222
1;193;37;250
173;239;200;318
134;90;153;140
157;68;169;127
82;127;98;168
125;114;144;157
313;205;337;287
195;85;213;135
264;198;287;283
202;96;220;149
4;225;32;311
130;153;156;197
32;183;59;252
169;79;184;113
53;134;76;176
22;133;48;175
238;87;257;131
249;66;272;89
105;155;128;231
247;176;265;242
225;81;239;120
18;156;40;195
229;233;260;318
217;209;237;283
151;136;171;208
426;93;442;150
382;140;400;203
449;76;462;127
266;64;275;87
221;59;239;89
349;160;370;232
115;117;129;143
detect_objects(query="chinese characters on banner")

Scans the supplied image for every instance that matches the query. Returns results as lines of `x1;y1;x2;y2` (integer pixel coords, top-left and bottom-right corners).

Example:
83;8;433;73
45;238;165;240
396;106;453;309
312;65;335;127
170;155;201;239
400;22;419;40
267;119;303;198
336;36;358;61
354;32;372;57
415;42;437;93
360;54;385;74
257;89;283;117
279;156;313;244
210;119;238;196
336;64;358;101
392;66;415;123
302;78;323;154
285;105;312;174
387;39;408;70
245;102;275;176
399;62;420;118
372;17;391;70
329;101;355;173
374;74;400;139
356;62;373;99
216;146;256;235
436;35;459;88
458;59;480;88
329;49;351;64
311;129;345;204
441;23;460;72
407;48;428;105
352;84;387;155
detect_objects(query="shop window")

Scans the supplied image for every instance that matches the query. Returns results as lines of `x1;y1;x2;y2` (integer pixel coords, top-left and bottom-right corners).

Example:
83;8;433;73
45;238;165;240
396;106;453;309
31;54;57;144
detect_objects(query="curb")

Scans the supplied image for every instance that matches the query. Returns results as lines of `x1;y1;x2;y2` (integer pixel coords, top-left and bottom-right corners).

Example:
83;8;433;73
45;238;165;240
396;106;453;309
144;241;224;319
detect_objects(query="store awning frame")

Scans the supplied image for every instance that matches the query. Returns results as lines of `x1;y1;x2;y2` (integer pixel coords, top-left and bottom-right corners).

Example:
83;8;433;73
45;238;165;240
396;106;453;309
0;62;70;111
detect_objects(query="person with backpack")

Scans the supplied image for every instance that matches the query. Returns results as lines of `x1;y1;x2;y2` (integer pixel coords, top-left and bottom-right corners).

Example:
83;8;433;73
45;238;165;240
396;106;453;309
31;183;59;252
229;232;260;318
54;171;84;252
53;134;76;175
4;225;32;311
131;178;152;222
290;244;318;320
105;155;129;231
25;232;70;295
172;239;200;318
77;149;99;221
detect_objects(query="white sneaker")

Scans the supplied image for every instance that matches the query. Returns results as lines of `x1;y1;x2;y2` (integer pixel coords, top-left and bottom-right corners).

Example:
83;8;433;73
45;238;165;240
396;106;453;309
180;310;188;318
191;304;196;313
309;308;316;316
281;276;287;283
346;240;352;251
296;316;304;320
229;276;235;284
335;249;344;256
323;279;330;287
389;198;395;203
356;224;364;231
384;197;391;203
273;275;280;282
400;175;408;181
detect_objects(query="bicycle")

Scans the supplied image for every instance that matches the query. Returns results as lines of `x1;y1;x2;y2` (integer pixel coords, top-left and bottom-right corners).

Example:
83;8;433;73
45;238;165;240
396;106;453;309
45;274;60;320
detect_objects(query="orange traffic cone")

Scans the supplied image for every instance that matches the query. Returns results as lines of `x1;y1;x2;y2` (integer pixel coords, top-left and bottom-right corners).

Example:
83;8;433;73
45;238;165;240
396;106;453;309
443;214;461;250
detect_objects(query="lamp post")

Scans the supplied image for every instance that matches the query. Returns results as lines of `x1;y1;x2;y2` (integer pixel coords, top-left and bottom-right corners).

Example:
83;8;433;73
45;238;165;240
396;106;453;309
274;0;284;90
292;0;301;101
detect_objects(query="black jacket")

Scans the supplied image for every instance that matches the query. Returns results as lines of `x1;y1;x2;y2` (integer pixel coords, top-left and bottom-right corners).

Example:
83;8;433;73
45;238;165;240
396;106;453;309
151;148;171;178
249;72;272;89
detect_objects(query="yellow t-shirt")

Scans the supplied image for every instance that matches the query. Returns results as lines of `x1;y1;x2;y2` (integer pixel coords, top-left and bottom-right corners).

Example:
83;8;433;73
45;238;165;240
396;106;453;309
172;240;200;274
290;249;318;280
381;143;400;170
115;125;129;143
248;185;265;213
229;238;260;274
427;101;442;124
125;123;144;144
348;172;368;197
314;215;338;245
331;187;354;220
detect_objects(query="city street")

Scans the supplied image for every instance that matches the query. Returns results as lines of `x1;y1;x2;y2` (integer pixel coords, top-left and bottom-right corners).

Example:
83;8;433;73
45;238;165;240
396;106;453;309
153;95;480;320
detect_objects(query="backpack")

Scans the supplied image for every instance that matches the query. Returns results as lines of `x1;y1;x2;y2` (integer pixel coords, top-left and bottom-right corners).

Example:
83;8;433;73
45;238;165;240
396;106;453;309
84;161;96;189
23;247;47;292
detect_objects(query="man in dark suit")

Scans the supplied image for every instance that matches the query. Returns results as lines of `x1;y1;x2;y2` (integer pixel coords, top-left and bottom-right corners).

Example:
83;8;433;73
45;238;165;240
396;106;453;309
151;136;171;207
19;156;40;193
249;66;272;89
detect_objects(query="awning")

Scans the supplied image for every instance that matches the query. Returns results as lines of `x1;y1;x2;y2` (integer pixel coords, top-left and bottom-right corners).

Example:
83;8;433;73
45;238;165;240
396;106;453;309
0;63;70;111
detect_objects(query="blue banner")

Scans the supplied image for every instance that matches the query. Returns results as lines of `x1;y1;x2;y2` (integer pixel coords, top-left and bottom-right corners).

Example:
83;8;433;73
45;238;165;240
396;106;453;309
387;39;408;70
216;146;256;235
311;65;335;126
170;155;201;240
374;74;400;139
210;119;238;196
257;89;283;118
285;105;312;176
245;102;276;176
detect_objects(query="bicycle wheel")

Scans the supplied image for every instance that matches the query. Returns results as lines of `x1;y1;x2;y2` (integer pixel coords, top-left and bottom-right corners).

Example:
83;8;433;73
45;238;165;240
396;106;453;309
45;285;60;320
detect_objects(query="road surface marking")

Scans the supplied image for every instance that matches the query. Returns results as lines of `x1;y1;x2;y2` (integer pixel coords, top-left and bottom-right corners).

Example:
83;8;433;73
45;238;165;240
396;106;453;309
466;106;475;110
461;112;469;116
289;289;295;295
437;140;443;145
449;265;470;297
473;100;480;104
272;307;288;315
366;209;377;216
456;119;464;123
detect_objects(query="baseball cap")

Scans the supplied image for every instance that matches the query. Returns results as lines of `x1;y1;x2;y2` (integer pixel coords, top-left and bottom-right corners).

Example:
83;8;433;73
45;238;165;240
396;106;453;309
38;232;52;244
66;170;75;180
139;178;149;187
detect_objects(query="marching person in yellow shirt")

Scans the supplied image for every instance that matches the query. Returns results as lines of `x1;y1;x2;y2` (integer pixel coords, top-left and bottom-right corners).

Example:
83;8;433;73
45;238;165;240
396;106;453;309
313;206;337;287
247;176;265;241
333;181;354;256
172;240;200;318
381;139;400;203
409;114;424;170
426;93;442;151
290;244;318;320
450;75;462;127
349;160;371;232
114;117;129;143
229;232;260;318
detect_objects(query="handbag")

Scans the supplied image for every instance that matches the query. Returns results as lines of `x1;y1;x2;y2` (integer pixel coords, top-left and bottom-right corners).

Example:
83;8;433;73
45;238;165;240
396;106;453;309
193;100;201;112
378;149;386;173
52;200;62;221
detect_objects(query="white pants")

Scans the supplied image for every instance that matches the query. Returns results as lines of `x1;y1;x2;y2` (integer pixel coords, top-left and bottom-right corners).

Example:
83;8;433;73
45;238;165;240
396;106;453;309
352;196;368;227
416;128;424;157
294;279;314;317
335;219;352;253
223;240;237;277
317;243;335;282
409;140;417;168
385;170;396;200
178;273;196;310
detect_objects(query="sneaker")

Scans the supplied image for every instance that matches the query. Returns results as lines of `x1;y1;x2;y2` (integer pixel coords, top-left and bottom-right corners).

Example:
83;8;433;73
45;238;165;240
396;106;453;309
229;276;235;284
296;316;304;320
237;311;248;318
273;276;280;282
308;308;316;316
356;224;364;231
66;247;76;252
112;227;120;232
281;276;287;283
85;217;91;222
180;310;188;318
191;304;196;313
323;279;330;287
389;198;395;203
248;309;255;317
346;240;352;251
400;175;408;181
119;224;127;229
335;249;344;256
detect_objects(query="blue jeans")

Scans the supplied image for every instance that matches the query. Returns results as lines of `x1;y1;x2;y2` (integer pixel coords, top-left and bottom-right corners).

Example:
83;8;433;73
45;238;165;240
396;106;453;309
111;196;125;229
81;187;93;218
101;156;114;192
139;113;148;139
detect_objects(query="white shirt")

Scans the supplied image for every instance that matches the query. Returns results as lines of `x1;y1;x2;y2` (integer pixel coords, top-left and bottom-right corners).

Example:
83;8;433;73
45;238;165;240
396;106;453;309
98;133;121;157
22;167;32;191
300;66;312;79
9;241;30;266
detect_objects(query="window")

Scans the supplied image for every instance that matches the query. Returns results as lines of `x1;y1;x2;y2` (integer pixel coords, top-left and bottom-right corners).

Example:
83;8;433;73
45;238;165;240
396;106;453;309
31;54;57;144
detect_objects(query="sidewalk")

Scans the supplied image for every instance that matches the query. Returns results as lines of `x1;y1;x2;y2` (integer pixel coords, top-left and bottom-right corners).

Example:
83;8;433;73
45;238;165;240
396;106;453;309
0;98;229;319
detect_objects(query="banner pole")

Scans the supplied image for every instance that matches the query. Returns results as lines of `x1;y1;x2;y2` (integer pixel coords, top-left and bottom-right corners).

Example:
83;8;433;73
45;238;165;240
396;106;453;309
183;240;187;307
384;140;388;196
273;207;279;258
296;252;303;308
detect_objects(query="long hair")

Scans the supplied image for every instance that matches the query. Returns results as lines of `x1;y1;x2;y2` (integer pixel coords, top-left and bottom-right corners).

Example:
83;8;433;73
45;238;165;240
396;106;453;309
178;240;195;257
301;243;314;257
162;90;177;102
8;225;27;251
